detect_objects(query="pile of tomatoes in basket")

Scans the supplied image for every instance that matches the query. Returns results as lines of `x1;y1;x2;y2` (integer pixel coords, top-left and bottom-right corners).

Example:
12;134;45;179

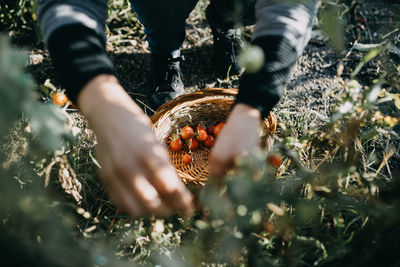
167;121;226;165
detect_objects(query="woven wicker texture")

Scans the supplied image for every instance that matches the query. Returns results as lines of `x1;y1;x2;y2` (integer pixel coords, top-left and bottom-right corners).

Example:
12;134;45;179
151;88;277;184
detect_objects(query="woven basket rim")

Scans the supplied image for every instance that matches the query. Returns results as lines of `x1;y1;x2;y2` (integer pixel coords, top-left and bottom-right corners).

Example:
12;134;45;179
150;88;239;124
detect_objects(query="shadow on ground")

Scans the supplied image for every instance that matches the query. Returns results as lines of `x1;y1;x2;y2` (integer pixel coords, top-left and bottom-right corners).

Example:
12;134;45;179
27;44;224;113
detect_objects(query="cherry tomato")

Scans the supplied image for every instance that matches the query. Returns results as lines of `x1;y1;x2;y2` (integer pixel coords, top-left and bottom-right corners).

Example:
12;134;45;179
264;222;275;235
52;92;68;106
180;126;195;141
207;125;215;135
169;134;183;152
182;154;192;164
358;18;366;24
188;137;199;151
213;122;225;137
267;154;282;168
196;129;208;142
196;124;206;132
203;135;215;147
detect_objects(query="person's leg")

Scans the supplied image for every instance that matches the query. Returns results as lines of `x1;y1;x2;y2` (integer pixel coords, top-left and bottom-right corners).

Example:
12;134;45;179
206;0;256;75
130;0;198;54
129;0;198;108
207;0;256;32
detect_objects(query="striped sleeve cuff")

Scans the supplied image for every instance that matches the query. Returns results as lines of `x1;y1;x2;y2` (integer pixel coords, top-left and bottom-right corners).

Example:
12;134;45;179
235;35;298;118
47;24;115;104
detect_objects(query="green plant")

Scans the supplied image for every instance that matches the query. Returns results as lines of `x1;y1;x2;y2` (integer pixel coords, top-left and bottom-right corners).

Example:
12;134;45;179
0;0;39;40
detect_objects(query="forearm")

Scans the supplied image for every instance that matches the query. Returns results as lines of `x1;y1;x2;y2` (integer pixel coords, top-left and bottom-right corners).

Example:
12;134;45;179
236;0;320;117
77;75;146;127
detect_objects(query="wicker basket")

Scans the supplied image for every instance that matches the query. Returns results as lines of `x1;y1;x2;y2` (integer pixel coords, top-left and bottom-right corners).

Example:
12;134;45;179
150;88;277;185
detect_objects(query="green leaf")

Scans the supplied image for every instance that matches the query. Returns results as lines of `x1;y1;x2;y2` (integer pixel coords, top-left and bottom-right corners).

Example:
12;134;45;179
361;127;380;143
351;48;382;79
392;94;400;110
0;35;71;151
362;48;380;63
366;80;383;104
320;8;345;54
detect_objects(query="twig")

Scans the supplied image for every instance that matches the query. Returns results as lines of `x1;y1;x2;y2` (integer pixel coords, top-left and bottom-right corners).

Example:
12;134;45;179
382;28;400;40
321;41;358;69
38;159;57;187
127;92;147;97
118;7;131;16
353;42;385;52
375;149;395;178
135;99;155;114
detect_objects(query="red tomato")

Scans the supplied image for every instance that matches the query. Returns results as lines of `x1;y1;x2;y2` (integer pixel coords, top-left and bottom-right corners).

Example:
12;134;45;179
182;154;192;164
264;222;275;235
188;137;199;151
169;134;183;152
213;122;225;137
267;154;282;168
181;126;195;140
207;125;215;135
203;135;215;147
358;18;366;24
196;129;208;142
196;124;206;132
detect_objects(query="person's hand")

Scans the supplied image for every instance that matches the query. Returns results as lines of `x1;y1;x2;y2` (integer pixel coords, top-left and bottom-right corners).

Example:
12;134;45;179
78;74;194;217
209;103;261;180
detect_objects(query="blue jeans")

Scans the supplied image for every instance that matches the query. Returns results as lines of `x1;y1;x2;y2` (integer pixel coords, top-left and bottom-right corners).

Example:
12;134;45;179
129;0;256;55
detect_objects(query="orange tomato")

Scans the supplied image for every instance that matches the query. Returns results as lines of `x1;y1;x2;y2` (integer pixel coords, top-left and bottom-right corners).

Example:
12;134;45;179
52;93;68;106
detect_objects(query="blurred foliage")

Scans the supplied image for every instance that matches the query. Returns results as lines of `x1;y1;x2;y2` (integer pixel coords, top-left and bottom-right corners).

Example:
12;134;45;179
0;36;133;267
0;0;39;41
0;0;144;45
106;0;145;46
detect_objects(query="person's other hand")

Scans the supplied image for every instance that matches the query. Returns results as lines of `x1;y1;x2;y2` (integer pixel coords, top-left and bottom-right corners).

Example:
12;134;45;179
209;103;261;180
78;74;194;217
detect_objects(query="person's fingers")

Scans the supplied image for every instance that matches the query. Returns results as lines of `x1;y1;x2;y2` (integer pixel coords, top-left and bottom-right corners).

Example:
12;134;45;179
112;158;174;217
208;127;235;178
148;165;194;217
103;173;144;217
128;174;173;217
98;153;148;217
209;149;234;182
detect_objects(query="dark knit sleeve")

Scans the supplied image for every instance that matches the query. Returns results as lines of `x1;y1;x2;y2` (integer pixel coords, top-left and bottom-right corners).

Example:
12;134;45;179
235;35;298;118
47;24;115;104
